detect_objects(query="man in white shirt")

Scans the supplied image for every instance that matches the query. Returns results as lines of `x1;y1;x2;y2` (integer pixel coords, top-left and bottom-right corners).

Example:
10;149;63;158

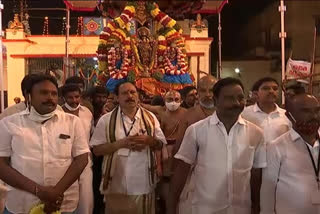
168;77;267;214
0;74;34;213
61;83;94;214
260;93;320;214
242;77;287;143
0;74;89;214
90;82;167;214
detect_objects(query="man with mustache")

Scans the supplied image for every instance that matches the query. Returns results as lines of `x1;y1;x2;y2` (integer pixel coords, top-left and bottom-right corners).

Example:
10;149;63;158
180;86;197;109
260;93;320;214
90;82;166;214
61;83;94;214
0;74;89;214
91;86;109;126
65;76;94;114
168;77;266;214
171;75;217;214
242;77;286;143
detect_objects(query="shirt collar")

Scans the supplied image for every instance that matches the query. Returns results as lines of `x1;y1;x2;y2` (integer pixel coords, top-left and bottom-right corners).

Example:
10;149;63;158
253;103;284;114
289;128;320;148
120;107;141;121
210;111;246;126
20;107;60;122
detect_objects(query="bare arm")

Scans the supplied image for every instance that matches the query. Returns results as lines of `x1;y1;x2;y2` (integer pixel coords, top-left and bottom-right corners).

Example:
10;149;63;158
0;157;37;195
140;103;164;115
92;139;128;156
167;159;191;214
251;168;262;214
173;119;189;155
55;153;88;193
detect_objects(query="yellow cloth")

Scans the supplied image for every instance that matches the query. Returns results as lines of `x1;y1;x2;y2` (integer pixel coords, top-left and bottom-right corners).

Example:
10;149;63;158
29;204;61;214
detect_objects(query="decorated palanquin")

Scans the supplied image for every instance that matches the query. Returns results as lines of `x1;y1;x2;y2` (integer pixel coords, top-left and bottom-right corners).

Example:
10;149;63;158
96;1;193;95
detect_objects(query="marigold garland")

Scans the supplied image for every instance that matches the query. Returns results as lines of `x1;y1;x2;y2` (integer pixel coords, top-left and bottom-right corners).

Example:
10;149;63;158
97;1;190;81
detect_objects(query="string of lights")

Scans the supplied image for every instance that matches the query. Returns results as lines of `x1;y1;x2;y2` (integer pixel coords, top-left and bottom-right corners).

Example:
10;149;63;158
61;17;66;35
42;16;49;35
77;16;84;36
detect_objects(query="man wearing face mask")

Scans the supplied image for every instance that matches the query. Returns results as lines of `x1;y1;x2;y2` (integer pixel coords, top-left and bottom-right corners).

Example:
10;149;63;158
141;90;187;212
61;83;94;214
65;76;94;114
261;93;320;214
0;74;89;214
168;77;266;214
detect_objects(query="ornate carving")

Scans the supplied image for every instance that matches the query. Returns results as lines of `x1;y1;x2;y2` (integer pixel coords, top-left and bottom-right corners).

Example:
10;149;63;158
134;1;148;25
191;13;207;32
8;14;24;30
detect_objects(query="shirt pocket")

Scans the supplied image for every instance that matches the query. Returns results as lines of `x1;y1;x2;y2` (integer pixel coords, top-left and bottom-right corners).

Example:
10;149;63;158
234;143;255;171
53;136;73;159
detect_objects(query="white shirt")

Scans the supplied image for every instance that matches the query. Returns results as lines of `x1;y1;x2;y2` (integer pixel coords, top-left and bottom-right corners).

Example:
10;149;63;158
62;105;93;142
78;106;93;142
175;112;266;214
0;102;27;120
90;107;167;195
260;129;320;214
0;103;63;121
0;109;90;213
242;103;287;142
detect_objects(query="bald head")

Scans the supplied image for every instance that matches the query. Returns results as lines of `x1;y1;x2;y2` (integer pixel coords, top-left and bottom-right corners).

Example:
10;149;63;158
198;75;217;109
288;93;318;112
288;93;320;124
165;90;180;99
198;75;217;89
164;90;182;103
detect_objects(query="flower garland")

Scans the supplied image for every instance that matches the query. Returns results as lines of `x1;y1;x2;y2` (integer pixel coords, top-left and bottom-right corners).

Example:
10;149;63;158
108;47;131;79
164;47;188;75
97;1;189;80
79;68;98;81
97;3;135;73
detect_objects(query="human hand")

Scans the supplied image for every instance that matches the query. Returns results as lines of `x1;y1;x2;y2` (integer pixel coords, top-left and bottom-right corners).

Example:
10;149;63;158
128;135;155;146
37;186;63;206
43;201;61;214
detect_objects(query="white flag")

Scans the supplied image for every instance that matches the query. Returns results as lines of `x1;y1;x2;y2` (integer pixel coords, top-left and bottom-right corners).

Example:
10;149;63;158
286;58;311;79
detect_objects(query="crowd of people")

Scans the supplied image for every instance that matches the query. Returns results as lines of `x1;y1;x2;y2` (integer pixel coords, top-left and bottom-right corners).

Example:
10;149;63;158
0;72;318;214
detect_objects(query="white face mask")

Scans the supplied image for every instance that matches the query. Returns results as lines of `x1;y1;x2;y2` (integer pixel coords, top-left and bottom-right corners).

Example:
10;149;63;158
64;102;81;112
165;101;181;111
28;106;56;123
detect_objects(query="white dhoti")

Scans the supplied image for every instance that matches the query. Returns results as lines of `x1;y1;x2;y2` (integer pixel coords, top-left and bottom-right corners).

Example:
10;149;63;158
76;161;94;214
178;171;194;214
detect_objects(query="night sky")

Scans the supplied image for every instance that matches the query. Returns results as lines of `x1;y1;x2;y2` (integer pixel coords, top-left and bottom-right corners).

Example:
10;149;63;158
2;0;277;59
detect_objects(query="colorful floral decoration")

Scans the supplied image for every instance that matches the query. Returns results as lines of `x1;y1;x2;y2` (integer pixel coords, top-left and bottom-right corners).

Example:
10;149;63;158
97;1;192;93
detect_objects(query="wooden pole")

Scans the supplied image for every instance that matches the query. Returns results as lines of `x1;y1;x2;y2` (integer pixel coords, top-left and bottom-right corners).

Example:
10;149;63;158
309;26;317;94
218;12;222;79
279;0;286;104
0;1;4;112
